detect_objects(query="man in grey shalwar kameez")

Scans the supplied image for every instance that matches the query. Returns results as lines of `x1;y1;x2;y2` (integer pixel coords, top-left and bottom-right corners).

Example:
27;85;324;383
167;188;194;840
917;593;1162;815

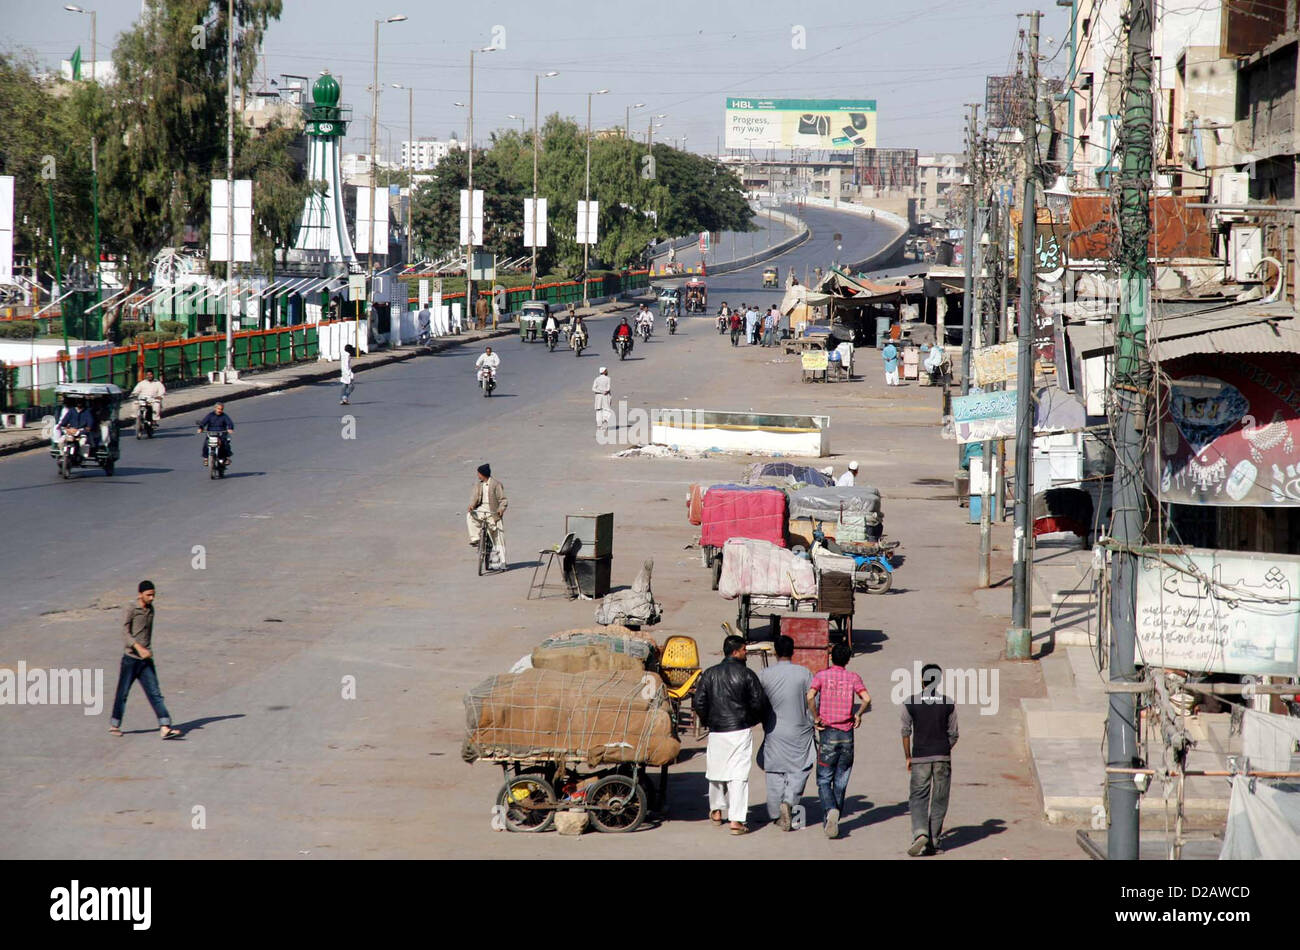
757;635;816;831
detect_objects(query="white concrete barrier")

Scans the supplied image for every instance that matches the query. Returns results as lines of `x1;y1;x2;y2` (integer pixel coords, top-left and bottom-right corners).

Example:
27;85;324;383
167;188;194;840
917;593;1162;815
650;408;829;457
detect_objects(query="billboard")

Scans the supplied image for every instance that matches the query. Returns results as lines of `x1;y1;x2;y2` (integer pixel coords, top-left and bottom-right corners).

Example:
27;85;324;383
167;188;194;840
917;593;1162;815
725;98;876;150
852;148;917;189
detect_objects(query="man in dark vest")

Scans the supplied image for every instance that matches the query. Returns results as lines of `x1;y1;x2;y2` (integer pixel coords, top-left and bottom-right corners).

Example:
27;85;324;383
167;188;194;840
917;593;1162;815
901;663;958;856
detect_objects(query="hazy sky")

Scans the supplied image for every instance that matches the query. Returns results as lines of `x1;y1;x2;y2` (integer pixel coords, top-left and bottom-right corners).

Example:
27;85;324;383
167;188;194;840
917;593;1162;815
6;0;1069;157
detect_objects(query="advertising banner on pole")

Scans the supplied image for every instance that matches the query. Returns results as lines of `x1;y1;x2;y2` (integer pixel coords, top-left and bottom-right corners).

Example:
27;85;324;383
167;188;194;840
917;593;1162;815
355;187;390;255
0;176;13;281
209;179;253;263
576;200;599;245
1136;547;1300;676
459;189;484;246
724;98;877;150
951;389;1018;443
348;274;366;302
523;198;548;248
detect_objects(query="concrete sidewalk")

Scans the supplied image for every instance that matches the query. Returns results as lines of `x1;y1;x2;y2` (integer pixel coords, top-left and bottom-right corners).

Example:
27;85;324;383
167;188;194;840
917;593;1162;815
0;295;642;458
975;535;1233;832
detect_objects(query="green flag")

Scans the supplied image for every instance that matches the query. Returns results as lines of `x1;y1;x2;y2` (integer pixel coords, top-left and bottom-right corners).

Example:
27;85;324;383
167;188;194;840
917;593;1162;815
70;46;82;81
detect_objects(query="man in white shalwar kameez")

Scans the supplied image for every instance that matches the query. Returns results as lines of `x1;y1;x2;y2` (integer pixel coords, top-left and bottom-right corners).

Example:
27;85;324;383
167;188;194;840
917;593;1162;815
592;367;612;437
693;635;766;834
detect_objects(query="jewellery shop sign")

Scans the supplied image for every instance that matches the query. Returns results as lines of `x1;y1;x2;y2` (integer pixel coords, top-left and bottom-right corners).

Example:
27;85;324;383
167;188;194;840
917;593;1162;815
1151;355;1300;507
1136;547;1300;677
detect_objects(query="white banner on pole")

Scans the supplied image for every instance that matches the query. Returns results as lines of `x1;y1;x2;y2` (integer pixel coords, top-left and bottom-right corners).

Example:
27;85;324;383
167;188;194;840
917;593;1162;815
355;187;390;255
0;176;13;281
576;200;599;245
459;189;484;245
418;278;430;309
523;198;548;248
209;179;253;262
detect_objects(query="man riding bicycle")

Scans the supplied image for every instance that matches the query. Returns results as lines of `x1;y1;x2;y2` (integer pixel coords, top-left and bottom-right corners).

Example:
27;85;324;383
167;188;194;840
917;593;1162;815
467;463;508;569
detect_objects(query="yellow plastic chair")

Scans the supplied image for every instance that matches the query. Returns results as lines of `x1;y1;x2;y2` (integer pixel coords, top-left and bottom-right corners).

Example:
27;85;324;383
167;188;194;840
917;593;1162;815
660;635;704;738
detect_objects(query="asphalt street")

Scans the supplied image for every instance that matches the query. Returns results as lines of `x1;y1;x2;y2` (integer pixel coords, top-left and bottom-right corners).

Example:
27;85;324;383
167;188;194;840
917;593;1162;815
0;205;1076;858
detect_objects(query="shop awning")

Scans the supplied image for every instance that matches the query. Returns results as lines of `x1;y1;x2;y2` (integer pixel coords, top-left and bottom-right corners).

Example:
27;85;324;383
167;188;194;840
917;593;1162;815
1065;301;1300;360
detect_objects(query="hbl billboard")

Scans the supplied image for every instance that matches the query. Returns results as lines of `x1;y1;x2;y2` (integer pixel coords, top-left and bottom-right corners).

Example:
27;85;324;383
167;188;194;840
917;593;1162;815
725;98;877;150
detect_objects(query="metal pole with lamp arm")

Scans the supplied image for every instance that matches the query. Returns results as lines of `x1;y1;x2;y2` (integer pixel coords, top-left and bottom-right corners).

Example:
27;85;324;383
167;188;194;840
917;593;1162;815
582;88;608;309
390;83;415;267
466;45;496;329
368;14;406;351
531;71;558;294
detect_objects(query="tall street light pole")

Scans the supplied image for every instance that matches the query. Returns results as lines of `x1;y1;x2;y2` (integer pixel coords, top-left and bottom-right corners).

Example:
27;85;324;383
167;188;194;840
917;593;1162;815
466;46;496;329
224;0;235;372
64;5;95;81
65;5;100;312
532;70;558;293
625;102;644;140
583;88;608;308
390;82;414;267
369;13;406;335
507;113;525;134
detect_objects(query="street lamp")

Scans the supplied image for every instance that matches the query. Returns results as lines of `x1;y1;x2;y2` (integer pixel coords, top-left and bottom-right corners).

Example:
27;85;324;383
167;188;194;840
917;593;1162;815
530;70;559;292
506;113;525;134
1044;174;1074;221
63;5;95;82
390;82;414;266
466;45;497;326
582;88;609;308
624;102;645;140
367;12;406;342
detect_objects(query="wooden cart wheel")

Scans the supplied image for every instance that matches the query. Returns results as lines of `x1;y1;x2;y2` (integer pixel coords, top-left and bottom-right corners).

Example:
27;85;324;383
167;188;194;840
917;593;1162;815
711;555;723;591
586;774;647;833
737;596;751;637
496;774;556;833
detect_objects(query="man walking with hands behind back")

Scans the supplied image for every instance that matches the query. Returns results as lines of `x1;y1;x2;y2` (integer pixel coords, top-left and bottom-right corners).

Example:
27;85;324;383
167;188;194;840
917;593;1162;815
902;663;958;856
592;367;612;437
693;635;765;835
757;635;815;831
109;581;182;740
807;642;871;838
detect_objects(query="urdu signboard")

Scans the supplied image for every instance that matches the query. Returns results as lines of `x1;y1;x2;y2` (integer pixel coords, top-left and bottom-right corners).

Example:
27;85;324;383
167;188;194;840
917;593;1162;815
1136;548;1300;677
725;98;877;150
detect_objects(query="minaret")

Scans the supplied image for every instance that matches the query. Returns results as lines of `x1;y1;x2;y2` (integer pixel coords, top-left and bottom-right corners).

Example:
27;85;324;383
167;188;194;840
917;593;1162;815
292;71;359;268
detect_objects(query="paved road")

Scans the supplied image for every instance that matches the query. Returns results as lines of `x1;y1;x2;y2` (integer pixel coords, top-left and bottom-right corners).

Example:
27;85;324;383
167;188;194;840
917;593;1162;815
0;206;1075;858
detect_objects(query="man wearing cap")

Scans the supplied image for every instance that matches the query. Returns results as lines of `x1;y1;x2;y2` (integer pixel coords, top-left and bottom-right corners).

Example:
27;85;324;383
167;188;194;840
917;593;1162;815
836;461;859;487
467;463;508;567
592;367;613;437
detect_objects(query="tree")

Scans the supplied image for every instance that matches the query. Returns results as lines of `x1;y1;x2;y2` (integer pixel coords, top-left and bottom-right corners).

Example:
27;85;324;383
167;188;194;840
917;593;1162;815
96;0;284;283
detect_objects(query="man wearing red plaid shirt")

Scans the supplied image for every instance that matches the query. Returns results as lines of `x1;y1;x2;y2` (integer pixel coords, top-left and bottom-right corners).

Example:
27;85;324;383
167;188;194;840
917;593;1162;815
806;642;871;839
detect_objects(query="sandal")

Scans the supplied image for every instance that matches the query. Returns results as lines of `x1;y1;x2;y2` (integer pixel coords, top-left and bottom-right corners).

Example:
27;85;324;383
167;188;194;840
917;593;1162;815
160;727;183;740
729;823;749;836
109;727;123;737
710;810;723;826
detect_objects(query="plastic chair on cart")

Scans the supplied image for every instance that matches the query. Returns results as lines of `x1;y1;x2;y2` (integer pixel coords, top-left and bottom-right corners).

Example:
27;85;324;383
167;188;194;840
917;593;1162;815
660;635;704;738
528;532;582;600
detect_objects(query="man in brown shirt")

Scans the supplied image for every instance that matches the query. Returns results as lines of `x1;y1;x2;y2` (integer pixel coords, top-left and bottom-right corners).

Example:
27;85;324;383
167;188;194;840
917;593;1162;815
475;295;490;330
109;580;182;739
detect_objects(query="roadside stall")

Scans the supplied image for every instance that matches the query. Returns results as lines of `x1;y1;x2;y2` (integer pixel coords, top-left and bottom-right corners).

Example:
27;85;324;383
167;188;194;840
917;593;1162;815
697;484;788;590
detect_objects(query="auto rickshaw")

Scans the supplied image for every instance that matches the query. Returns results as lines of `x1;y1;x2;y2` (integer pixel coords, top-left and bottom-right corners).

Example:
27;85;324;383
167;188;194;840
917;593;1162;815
519;299;550;342
684;277;708;313
657;286;682;318
49;382;123;478
762;267;779;288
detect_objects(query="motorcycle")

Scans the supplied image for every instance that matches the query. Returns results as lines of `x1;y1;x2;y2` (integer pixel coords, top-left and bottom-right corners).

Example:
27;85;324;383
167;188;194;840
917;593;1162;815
135;398;157;439
667;315;678;335
716;313;728;334
55;431;91;479
615;335;632;361
544;327;559;352
572;330;587;357
638;321;652;343
478;365;497;397
203;432;229;479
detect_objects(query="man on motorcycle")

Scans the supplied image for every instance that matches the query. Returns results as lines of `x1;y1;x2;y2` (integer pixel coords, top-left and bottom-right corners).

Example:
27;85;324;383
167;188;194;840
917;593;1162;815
55;397;96;457
196;402;235;466
611;317;634;353
475;346;501;385
636;304;654;338
466;462;508;568
131;371;166;428
570;315;589;351
543;311;560;346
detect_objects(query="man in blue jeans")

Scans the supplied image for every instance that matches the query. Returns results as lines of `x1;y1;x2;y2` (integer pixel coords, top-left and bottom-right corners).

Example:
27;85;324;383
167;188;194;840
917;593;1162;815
109;581;182;740
901;663;958;855
806;642;871;839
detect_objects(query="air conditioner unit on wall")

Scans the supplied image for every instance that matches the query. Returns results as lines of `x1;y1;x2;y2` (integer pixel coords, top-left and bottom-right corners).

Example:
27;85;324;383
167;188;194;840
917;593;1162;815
1214;172;1249;208
1229;225;1263;283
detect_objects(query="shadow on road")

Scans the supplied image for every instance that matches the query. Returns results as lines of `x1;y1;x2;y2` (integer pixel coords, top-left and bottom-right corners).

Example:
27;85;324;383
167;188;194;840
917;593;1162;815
174;713;247;734
837;797;909;836
938;818;1007;851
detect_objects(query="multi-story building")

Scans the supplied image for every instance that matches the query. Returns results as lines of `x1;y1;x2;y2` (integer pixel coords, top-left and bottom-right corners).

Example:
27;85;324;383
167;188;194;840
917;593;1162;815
917;153;967;228
398;137;466;171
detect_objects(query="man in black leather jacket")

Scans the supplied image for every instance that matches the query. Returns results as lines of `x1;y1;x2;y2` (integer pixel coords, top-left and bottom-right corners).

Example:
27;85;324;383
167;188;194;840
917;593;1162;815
693;635;766;834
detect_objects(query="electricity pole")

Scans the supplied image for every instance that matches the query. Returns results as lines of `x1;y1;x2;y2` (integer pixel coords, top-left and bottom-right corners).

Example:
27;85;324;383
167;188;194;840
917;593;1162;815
1008;11;1041;660
960;103;980;397
1106;0;1153;862
224;0;234;374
